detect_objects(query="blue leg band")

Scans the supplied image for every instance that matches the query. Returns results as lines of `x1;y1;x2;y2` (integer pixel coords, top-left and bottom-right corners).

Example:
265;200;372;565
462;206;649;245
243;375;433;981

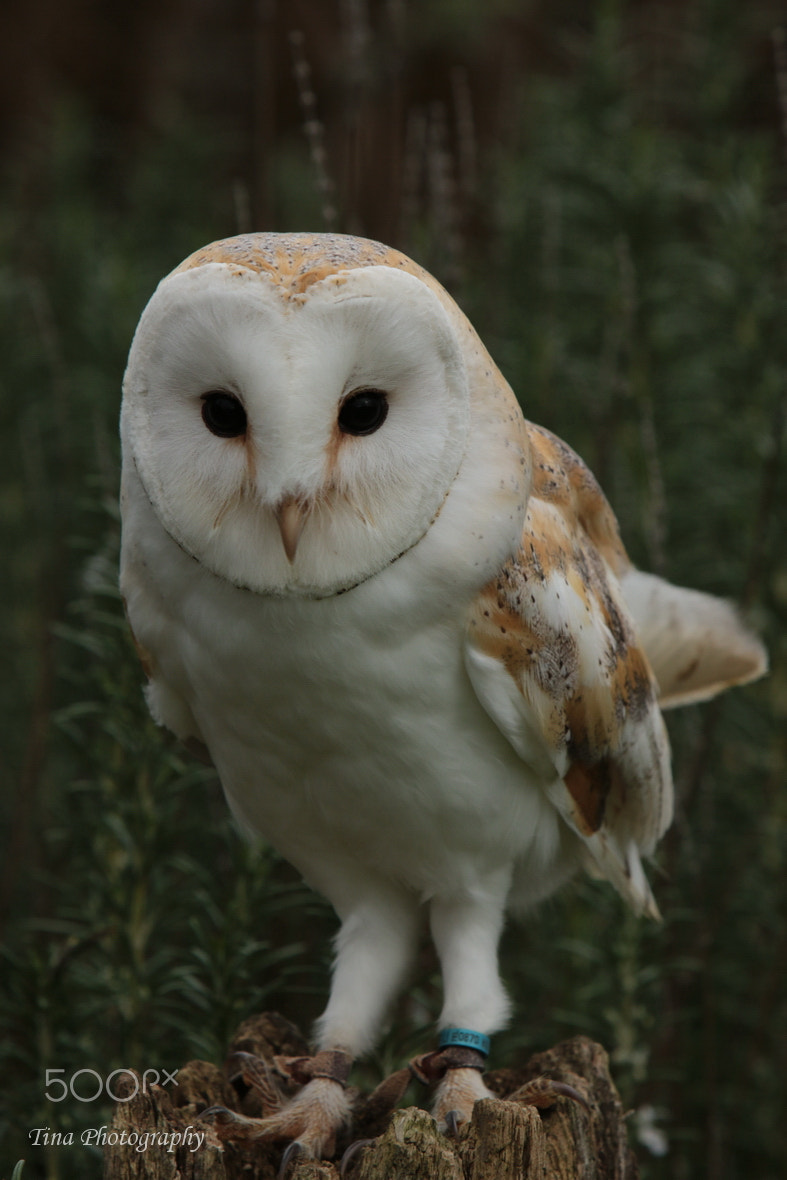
438;1027;491;1057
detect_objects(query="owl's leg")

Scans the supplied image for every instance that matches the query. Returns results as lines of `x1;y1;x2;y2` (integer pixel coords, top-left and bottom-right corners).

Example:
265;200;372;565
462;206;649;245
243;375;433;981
427;880;511;1131
207;879;421;1162
314;882;422;1056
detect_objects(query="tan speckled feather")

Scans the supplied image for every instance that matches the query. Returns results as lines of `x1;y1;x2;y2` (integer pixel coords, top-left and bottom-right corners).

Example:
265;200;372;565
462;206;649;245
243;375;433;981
173;232;433;293
465;424;672;916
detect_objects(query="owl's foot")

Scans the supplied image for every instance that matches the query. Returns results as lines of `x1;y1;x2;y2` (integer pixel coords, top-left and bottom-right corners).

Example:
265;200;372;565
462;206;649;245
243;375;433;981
432;1066;497;1132
411;1045;590;1135
201;1049;354;1162
406;1044;494;1134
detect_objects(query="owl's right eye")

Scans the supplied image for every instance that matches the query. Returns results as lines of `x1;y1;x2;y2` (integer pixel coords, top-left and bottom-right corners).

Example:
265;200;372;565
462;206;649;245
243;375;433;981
201;391;247;438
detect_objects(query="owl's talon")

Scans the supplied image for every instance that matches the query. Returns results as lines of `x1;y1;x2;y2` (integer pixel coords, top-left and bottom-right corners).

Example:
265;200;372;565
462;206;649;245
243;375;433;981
339;1137;375;1176
510;1074;591;1112
550;1080;591;1111
199;1105;267;1140
199;1104;238;1126
199;1075;352;1159
433;1066;494;1132
226;1048;264;1080
444;1109;461;1138
278;1140;304;1178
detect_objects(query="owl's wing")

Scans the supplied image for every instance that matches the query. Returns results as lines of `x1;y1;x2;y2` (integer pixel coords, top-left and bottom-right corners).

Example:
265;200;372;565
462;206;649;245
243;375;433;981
464;425;672;917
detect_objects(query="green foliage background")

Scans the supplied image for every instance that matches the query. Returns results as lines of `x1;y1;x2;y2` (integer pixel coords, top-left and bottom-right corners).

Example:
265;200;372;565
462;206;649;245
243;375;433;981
1;3;785;1178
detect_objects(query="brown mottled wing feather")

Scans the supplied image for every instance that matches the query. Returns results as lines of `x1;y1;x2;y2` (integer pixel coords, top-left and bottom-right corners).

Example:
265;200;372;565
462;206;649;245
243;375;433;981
465;425;672;916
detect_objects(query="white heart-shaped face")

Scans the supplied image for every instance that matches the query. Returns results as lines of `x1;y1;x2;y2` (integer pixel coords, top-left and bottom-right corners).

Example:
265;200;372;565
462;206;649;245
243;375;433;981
121;263;470;597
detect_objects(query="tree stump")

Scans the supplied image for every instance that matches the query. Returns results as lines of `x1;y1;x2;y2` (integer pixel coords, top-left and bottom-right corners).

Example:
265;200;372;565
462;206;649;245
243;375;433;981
102;1013;639;1180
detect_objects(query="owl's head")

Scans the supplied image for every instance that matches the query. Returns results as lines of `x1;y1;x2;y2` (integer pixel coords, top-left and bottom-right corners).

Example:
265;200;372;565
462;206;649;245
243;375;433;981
122;234;472;598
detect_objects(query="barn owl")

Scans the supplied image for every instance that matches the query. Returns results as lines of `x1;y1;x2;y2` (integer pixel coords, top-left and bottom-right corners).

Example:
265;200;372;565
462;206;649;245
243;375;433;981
120;232;766;1162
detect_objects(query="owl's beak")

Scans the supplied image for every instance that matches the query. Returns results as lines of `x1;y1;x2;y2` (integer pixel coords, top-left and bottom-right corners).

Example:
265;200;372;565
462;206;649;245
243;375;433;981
275;497;308;563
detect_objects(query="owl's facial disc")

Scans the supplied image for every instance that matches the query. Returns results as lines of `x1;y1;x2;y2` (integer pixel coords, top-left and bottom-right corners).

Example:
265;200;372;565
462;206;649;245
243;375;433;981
122;263;470;598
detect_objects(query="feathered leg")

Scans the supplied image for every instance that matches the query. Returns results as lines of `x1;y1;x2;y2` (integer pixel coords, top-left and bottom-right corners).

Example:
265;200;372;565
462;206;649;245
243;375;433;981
206;875;420;1161
428;875;511;1129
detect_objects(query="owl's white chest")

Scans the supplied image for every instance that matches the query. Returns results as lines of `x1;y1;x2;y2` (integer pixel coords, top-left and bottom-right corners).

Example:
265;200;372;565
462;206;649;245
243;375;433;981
210;603;549;890
126;526;565;906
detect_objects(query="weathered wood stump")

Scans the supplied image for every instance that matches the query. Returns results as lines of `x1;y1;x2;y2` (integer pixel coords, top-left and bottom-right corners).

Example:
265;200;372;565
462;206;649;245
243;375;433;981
102;1013;639;1180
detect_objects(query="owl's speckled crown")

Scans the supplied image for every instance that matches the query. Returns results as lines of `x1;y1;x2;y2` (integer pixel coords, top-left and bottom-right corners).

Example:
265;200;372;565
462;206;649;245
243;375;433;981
172;231;437;299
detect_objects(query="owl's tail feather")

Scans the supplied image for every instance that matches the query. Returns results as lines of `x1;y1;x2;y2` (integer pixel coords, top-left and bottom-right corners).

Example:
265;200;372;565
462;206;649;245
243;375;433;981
621;569;767;710
580;830;662;920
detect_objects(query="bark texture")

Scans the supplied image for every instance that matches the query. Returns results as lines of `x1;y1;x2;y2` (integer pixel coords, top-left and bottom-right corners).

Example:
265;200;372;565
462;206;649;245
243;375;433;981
103;1013;639;1180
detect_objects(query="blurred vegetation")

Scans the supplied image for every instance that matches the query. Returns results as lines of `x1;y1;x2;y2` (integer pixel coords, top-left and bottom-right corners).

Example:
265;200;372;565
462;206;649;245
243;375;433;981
1;2;785;1178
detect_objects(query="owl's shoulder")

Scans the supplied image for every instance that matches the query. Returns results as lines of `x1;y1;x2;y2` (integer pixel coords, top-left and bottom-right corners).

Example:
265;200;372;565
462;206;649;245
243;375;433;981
523;422;629;578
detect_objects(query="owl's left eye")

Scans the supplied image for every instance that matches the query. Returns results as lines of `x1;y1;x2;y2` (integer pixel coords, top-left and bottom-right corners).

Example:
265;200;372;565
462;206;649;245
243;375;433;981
338;388;389;436
201;391;247;438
